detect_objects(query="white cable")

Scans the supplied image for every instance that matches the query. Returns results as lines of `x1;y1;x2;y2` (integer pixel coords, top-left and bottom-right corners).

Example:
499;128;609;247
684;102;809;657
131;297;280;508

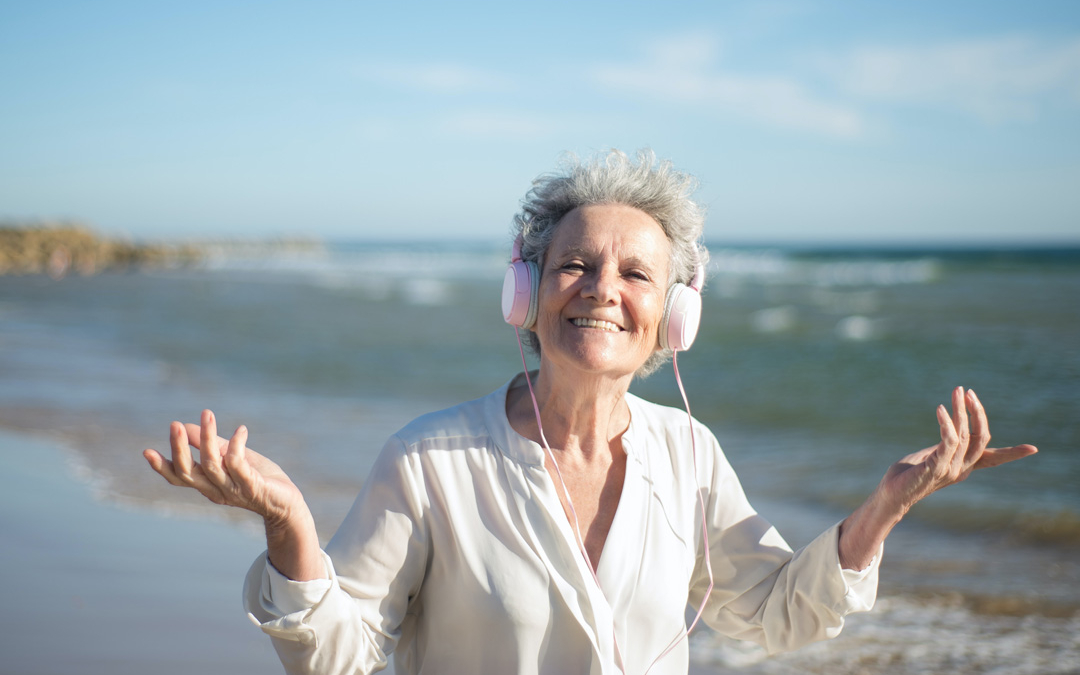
513;330;712;674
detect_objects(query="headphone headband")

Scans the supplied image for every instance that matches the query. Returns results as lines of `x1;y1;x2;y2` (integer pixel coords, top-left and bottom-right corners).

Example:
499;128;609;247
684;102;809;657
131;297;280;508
688;258;704;291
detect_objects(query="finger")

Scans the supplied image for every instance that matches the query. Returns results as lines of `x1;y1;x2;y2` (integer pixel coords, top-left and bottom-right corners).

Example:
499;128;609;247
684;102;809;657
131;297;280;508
974;444;1038;469
966;389;991;463
224;425;250;479
224;425;257;498
199;409;217;459
928;403;957;478
182;463;230;503
950;386;970;473
144;448;186;487
170;421;195;483
199;409;230;488
144;447;228;503
182;422;230;451
936;403;959;450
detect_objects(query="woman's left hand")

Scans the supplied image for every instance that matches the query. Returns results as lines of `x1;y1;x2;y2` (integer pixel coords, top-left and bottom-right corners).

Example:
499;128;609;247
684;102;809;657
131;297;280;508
877;386;1037;515
838;387;1037;570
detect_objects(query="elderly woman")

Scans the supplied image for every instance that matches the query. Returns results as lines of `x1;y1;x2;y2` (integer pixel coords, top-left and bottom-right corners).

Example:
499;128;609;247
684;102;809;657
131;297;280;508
143;150;1036;675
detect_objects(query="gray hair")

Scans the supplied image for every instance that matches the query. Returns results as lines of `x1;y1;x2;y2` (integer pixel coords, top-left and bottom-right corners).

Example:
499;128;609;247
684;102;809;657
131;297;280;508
512;148;710;378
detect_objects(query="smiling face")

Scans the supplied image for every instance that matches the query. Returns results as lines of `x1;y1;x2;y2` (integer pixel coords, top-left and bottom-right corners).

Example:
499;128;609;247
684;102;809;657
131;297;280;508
534;203;672;381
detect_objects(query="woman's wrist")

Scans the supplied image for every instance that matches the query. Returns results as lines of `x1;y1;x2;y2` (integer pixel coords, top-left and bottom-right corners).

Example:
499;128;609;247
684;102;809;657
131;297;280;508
264;506;325;581
838;490;905;571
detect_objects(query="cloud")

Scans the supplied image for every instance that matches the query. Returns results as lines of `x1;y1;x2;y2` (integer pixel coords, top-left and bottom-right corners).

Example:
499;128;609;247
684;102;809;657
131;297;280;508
829;36;1080;123
438;110;559;140
349;31;1080;145
349;110;560;142
356;62;516;94
590;32;866;138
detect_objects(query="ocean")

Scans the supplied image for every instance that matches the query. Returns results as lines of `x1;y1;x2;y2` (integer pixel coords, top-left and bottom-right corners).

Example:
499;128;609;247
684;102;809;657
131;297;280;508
1;241;1077;673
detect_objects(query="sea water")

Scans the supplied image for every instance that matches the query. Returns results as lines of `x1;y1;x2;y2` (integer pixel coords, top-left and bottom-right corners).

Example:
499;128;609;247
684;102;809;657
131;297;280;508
1;241;1077;673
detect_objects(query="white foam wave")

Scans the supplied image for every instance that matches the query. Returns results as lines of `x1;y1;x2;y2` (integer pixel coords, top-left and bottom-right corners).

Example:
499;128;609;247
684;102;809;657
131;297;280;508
709;249;940;288
835;315;882;341
711;249;792;279
752;306;798;333
690;594;1080;675
402;278;452;306
191;243;506;297
810;259;939;287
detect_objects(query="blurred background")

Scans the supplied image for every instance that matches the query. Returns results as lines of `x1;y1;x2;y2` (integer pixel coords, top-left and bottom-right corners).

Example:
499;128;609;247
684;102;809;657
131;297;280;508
1;2;1078;674
3;0;1078;244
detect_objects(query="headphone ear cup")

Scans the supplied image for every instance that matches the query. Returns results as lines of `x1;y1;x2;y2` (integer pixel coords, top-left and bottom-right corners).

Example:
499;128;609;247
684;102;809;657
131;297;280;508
660;283;703;351
501;260;539;329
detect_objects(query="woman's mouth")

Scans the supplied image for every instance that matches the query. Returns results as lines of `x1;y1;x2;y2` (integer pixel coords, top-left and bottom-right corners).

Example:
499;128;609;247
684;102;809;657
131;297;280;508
571;318;621;332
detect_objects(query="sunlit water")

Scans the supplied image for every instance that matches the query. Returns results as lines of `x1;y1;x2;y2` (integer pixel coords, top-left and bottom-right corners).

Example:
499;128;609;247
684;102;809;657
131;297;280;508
2;241;1077;673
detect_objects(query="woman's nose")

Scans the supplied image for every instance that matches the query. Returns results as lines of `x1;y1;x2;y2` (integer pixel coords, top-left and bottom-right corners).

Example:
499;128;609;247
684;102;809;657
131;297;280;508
582;265;619;304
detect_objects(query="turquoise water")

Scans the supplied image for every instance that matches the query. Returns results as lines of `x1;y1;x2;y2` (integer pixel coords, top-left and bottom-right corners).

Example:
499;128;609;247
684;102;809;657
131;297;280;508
1;241;1077;673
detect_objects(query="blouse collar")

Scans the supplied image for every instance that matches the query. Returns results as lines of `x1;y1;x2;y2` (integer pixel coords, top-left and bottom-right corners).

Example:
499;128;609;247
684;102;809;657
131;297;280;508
484;373;642;467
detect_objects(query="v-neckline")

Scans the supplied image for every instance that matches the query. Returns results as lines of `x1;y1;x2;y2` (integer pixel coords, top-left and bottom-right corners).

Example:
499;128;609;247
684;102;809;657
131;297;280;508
548;438;629;575
502;372;639;572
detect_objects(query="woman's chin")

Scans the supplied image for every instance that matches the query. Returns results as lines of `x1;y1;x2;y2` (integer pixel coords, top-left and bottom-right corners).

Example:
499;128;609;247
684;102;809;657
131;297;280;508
547;348;644;380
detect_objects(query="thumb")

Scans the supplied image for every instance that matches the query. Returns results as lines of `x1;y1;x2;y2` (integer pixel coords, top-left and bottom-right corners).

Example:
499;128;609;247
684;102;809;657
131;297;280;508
974;444;1038;469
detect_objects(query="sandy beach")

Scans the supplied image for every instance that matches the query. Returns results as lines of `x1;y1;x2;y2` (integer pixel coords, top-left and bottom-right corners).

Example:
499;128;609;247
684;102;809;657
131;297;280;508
6;424;1076;675
0;427;282;675
0;426;747;675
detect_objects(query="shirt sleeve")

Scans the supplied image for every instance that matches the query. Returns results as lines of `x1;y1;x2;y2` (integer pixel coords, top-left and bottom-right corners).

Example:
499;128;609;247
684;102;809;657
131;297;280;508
241;435;429;675
687;427;880;654
261;553;333;615
839;545;881;613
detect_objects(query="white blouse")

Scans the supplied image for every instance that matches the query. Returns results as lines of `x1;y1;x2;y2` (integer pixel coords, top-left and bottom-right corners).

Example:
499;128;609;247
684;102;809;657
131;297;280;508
244;376;879;674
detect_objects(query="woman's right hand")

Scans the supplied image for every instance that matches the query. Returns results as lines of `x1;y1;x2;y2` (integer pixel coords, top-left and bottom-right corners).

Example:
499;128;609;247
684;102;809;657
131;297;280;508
143;409;326;580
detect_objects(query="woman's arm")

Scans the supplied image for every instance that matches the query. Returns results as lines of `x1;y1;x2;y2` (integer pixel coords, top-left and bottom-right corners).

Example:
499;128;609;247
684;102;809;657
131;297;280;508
143;409;326;581
244;433;430;675
688;422;874;655
837;387;1038;570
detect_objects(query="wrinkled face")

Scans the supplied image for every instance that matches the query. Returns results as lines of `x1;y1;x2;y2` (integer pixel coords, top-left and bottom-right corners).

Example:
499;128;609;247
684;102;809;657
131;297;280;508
534;203;671;380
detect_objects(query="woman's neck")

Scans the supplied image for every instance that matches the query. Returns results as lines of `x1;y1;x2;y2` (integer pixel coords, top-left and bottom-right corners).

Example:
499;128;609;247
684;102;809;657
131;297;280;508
509;362;633;463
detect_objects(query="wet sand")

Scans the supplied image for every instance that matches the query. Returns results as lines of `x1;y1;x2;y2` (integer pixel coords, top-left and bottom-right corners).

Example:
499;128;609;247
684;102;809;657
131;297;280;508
5;424;1076;675
0;426;747;674
0;428;282;675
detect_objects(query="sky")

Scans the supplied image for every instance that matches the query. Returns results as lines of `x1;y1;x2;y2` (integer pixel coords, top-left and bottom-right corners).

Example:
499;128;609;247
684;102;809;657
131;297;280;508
1;0;1078;245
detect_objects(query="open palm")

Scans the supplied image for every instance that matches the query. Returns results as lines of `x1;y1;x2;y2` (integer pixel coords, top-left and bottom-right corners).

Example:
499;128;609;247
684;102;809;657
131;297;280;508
876;387;1038;514
143;410;309;528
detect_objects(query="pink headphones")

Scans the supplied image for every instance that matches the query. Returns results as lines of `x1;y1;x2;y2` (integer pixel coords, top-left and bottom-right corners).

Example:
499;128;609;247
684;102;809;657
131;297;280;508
501;235;705;351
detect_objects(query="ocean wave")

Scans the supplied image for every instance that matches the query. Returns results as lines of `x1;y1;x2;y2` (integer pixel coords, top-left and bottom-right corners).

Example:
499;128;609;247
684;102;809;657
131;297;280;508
690;594;1080;675
911;503;1080;549
835;315;882;341
751;306;797;333
1012;510;1080;547
199;241;505;278
185;242;507;305
709;248;941;288
808;259;939;287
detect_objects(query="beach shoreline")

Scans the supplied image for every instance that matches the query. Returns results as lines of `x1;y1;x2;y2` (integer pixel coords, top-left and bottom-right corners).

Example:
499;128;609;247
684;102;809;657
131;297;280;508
0;424;750;675
0;427;282;675
2;251;1077;673
5;417;1078;675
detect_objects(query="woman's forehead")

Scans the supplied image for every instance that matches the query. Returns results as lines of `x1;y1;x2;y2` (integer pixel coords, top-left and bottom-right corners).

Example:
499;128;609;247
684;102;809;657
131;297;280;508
549;204;670;259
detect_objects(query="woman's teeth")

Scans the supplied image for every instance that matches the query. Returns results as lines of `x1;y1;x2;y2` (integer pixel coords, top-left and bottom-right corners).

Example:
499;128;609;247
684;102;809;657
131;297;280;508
572;318;620;332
